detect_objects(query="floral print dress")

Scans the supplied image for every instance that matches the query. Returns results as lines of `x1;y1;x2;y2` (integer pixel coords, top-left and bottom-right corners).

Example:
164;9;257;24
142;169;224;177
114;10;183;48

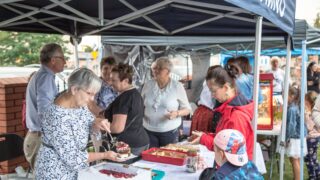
35;104;94;180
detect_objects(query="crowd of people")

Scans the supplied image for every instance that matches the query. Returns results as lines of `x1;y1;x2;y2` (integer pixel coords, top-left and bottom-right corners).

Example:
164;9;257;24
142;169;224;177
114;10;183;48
22;43;320;180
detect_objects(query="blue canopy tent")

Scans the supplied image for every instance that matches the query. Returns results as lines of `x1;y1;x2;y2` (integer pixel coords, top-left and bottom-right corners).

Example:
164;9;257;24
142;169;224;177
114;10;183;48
220;48;320;67
0;0;296;179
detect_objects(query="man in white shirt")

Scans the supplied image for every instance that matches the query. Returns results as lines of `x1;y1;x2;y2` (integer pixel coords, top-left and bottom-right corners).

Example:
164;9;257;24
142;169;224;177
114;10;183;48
267;56;285;95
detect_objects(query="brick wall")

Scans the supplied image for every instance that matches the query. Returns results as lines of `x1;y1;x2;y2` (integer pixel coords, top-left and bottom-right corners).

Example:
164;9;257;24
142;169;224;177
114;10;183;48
0;77;29;174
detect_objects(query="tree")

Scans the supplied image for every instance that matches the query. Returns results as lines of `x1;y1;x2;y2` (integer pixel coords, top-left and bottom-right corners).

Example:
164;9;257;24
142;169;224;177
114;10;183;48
314;13;320;28
0;31;69;66
83;45;93;53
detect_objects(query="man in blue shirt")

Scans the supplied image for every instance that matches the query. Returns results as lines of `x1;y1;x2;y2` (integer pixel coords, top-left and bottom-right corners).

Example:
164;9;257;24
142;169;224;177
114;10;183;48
23;43;66;169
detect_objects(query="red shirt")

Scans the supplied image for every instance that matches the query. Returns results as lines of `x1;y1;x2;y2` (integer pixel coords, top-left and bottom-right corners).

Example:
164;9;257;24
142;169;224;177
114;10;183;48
199;95;254;160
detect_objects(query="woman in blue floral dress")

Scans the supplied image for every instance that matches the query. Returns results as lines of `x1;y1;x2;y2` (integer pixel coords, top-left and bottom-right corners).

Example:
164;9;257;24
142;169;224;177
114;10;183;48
35;68;120;180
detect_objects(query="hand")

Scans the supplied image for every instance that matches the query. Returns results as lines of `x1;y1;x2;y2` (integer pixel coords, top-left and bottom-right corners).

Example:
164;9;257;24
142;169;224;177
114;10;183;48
165;111;179;120
104;151;120;161
190;131;204;145
93;118;110;132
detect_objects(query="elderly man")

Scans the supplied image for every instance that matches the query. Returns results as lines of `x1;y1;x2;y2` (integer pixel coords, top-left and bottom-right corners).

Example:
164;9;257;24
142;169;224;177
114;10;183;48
24;43;66;169
268;56;285;95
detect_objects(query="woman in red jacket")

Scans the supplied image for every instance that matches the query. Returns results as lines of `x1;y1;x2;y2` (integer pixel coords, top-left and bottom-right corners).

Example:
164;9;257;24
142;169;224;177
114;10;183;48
191;65;254;160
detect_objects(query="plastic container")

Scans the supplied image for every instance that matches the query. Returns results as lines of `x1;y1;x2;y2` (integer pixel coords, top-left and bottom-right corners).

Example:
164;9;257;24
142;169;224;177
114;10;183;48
186;150;198;173
141;148;187;166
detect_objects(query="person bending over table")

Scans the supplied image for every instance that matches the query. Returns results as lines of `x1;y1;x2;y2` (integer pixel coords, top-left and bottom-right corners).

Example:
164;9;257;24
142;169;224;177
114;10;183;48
142;57;191;148
190;65;254;160
35;68;120;180
104;63;149;156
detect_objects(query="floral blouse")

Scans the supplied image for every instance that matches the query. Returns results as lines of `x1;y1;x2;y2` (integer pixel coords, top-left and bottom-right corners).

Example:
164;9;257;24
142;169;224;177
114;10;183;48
95;80;118;110
35;104;94;180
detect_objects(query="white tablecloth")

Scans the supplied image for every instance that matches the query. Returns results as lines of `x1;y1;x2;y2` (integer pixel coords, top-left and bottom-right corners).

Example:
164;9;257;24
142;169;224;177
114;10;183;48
132;145;214;180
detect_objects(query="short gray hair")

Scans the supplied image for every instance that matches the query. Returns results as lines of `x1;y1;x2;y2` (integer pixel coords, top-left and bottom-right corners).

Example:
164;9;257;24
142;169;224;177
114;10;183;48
40;43;62;64
68;68;101;93
155;57;173;72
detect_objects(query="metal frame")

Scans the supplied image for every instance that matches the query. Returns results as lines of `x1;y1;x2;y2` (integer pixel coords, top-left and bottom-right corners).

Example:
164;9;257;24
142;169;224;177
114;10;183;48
0;0;277;38
49;0;100;26
85;0;172;35
119;0;168;34
0;0;24;5
252;16;263;163
279;36;292;180
1;4;71;35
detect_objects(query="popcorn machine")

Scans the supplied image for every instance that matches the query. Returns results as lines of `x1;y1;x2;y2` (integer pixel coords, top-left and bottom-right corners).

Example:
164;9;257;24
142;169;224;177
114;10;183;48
258;73;274;130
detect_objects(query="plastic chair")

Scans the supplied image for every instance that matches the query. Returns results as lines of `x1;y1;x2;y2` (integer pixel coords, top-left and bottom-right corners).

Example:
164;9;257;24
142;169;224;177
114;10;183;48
0;133;30;177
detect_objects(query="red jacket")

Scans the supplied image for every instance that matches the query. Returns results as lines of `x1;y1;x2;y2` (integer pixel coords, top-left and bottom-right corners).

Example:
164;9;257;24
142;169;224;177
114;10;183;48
199;94;254;160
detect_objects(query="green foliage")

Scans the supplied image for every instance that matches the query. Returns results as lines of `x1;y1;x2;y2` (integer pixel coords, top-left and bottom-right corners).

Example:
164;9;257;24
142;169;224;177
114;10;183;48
315;13;320;28
83;45;93;53
0;31;69;66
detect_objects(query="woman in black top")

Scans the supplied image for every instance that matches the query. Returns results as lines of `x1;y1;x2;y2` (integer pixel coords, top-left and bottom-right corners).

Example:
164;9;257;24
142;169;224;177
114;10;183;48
104;63;149;155
307;62;320;93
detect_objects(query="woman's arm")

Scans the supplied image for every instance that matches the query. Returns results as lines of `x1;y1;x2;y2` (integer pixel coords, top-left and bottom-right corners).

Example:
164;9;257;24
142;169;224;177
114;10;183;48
87;100;103;117
110;114;127;134
88;151;119;163
166;108;191;119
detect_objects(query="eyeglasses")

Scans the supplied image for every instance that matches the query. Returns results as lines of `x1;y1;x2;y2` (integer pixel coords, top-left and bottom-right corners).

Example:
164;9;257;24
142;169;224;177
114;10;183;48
80;89;95;97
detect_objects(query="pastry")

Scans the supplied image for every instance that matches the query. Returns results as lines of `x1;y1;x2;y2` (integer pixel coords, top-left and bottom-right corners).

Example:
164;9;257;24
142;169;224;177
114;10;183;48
116;141;131;158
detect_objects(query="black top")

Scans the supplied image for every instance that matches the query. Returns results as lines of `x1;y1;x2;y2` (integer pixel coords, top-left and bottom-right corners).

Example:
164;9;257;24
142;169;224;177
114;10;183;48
104;88;149;148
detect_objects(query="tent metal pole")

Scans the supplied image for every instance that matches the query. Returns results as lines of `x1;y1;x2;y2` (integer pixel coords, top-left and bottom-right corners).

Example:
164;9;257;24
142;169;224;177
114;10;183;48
306;37;320;45
40;9;96;25
279;36;292;180
252;15;262;163
1;4;71;35
119;0;168;34
49;0;100;25
172;11;239;35
171;4;275;27
85;0;171;35
172;0;246;13
300;40;307;180
73;37;79;69
0;0;24;4
4;0;71;26
1;17;60;27
99;0;104;26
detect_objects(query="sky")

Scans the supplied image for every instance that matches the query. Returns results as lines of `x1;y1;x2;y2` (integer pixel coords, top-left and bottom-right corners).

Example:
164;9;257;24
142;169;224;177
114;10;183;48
296;0;320;26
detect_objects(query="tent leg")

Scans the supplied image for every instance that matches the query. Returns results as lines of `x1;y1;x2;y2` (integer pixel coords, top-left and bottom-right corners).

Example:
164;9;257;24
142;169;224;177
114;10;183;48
252;15;263;163
279;36;292;180
73;37;79;68
300;40;307;180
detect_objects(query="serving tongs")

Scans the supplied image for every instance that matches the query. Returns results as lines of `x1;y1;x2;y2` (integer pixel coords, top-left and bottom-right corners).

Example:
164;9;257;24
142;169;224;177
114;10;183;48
101;131;117;151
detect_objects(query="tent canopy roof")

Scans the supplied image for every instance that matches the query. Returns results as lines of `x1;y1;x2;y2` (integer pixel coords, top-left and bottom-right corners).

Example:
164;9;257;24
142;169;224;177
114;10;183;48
100;20;320;51
0;0;295;38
